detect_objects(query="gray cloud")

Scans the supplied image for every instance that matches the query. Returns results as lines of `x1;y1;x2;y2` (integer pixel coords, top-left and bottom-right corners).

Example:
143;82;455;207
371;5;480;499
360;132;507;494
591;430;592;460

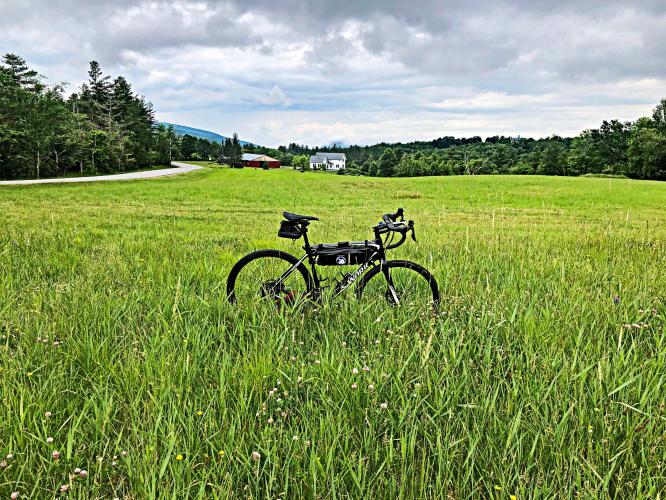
232;0;666;82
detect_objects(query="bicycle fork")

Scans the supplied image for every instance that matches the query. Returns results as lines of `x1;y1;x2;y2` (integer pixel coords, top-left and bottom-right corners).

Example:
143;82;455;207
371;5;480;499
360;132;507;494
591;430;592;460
382;263;400;305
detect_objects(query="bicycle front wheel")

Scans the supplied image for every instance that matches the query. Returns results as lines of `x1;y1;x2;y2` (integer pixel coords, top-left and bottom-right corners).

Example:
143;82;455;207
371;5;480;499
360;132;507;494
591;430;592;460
227;249;314;308
356;260;440;311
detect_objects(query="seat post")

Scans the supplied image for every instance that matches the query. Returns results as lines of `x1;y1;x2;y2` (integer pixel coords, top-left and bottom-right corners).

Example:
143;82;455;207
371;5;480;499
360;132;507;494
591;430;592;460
301;224;312;251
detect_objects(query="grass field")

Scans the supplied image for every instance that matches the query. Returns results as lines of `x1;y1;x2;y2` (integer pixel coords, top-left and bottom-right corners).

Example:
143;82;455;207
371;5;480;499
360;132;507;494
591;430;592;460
1;166;665;498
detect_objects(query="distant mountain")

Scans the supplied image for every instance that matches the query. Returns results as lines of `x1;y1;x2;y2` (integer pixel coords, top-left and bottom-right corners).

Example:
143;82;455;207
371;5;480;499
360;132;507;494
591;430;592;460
160;122;254;146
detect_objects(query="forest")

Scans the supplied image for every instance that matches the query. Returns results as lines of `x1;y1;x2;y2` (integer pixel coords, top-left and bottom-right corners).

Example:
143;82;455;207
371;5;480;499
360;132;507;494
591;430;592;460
1;52;665;181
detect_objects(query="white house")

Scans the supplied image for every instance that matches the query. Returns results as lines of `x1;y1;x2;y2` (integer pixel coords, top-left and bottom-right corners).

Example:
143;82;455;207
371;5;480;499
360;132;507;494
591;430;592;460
309;152;346;171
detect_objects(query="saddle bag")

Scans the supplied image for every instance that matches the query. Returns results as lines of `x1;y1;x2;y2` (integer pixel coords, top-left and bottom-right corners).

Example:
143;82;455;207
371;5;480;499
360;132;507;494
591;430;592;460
316;241;377;266
278;220;302;239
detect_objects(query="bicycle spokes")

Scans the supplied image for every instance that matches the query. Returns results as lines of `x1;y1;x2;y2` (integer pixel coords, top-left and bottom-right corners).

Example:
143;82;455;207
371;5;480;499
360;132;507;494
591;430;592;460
232;256;309;308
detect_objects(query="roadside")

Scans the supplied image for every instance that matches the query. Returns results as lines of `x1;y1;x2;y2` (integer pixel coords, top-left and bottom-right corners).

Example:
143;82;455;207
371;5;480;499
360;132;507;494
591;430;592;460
0;162;202;186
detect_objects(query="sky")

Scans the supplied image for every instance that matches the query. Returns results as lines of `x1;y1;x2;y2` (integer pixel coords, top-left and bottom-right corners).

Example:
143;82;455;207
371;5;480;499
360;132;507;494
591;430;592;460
1;0;665;147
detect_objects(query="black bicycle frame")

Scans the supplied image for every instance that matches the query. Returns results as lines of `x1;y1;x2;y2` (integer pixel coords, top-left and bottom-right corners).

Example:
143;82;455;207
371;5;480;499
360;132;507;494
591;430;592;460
274;222;400;302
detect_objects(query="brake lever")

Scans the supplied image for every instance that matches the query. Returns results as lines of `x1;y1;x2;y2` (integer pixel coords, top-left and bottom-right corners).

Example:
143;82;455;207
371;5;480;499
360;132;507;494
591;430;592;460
409;221;416;242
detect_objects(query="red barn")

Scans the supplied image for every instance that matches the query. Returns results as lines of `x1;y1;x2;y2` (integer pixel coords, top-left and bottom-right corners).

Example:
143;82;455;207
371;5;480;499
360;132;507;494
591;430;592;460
241;153;281;168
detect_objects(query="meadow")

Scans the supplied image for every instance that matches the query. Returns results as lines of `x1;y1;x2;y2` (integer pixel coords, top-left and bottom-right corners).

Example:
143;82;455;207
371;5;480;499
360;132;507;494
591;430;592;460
0;166;664;498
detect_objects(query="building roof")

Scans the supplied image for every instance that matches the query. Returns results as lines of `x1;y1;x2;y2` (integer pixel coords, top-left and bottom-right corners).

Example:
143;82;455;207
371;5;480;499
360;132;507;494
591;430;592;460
242;153;279;162
315;151;346;161
242;153;263;161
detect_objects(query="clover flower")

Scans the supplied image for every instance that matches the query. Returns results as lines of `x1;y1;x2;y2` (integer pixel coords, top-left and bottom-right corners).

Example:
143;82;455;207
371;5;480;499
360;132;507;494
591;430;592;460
47;437;54;444
380;402;388;410
52;450;60;460
251;451;261;462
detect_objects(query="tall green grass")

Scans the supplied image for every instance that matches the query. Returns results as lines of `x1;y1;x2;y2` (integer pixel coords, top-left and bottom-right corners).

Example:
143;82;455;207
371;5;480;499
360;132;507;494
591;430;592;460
0;167;664;498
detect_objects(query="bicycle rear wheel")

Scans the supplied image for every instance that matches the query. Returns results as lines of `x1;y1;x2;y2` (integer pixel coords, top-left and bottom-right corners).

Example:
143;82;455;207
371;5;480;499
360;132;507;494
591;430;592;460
356;260;440;312
227;250;314;308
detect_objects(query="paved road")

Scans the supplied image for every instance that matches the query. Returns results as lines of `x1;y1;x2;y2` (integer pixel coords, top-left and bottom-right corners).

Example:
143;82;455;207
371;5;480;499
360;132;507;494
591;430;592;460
0;161;202;185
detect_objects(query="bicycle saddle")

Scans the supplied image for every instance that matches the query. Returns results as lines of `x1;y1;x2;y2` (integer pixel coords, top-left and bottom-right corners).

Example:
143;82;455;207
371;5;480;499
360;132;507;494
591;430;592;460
283;211;319;222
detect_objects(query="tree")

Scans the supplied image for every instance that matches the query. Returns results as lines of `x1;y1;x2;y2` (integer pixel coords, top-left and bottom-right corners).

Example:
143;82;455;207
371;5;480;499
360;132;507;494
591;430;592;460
1;53;43;93
539;141;566;176
222;137;233;161
292;154;309;171
230;133;243;167
627;127;666;180
88;61;110;106
377;148;399;177
567;136;593;176
0;69;32;178
652;98;666;133
180;134;197;159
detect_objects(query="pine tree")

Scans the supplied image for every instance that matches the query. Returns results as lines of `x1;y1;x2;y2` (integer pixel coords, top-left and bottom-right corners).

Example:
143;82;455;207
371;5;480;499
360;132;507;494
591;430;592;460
1;53;43;93
231;133;243;167
223;137;233;161
88;61;110;105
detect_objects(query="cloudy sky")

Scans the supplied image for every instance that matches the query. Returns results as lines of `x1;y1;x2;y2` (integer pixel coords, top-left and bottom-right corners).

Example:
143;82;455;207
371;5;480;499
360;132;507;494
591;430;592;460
1;0;665;146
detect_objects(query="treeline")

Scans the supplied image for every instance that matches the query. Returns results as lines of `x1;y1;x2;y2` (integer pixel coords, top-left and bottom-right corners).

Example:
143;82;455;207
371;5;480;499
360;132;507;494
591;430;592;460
172;136;292;167
172;133;244;166
281;100;666;180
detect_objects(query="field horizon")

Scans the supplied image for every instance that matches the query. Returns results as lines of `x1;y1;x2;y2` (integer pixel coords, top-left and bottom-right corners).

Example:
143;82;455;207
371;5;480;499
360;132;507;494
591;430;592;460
1;166;664;498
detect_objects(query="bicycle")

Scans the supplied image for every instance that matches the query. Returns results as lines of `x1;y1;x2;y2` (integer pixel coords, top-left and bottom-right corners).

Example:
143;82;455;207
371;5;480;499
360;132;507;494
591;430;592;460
226;208;440;311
